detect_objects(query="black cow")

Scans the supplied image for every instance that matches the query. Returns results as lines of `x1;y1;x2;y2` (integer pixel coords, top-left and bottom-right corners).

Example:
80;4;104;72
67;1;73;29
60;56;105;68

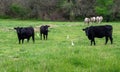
40;25;50;40
14;26;35;44
83;25;113;45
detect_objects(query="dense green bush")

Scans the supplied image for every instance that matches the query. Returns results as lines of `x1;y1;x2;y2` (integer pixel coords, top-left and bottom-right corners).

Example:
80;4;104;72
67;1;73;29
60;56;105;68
95;0;113;15
9;4;29;18
0;15;11;19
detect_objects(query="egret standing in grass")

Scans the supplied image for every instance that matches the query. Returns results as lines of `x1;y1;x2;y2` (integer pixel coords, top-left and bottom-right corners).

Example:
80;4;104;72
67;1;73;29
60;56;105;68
67;35;69;39
71;40;74;46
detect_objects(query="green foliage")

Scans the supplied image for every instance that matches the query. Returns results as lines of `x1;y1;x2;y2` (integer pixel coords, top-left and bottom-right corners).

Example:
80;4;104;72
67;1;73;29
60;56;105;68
62;2;73;11
0;15;11;19
95;6;107;15
60;0;75;20
10;4;28;18
95;0;113;15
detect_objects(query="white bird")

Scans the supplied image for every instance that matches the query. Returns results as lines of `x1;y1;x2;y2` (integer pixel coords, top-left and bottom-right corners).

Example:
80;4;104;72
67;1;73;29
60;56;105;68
67;35;69;39
71;41;74;46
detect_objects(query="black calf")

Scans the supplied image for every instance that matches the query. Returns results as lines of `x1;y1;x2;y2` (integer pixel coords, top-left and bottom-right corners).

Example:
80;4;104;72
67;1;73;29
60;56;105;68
14;26;35;44
40;25;50;40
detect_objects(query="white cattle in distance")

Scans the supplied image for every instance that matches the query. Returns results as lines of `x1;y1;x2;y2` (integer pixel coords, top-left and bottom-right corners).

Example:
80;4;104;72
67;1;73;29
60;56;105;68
84;17;90;25
96;16;103;24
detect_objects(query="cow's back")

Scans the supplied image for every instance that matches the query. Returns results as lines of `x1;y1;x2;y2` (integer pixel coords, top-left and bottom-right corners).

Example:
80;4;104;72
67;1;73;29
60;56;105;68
88;25;112;38
21;27;34;38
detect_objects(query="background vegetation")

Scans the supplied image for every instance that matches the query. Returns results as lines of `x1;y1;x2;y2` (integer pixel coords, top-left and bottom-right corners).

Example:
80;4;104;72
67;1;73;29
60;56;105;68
0;0;120;21
0;19;120;72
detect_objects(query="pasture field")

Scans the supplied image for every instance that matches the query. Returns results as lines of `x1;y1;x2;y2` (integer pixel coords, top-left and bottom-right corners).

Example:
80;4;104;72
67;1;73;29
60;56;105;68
0;19;120;72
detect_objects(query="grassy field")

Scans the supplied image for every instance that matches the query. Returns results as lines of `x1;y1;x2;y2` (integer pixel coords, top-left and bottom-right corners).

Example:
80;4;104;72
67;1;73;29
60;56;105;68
0;19;120;72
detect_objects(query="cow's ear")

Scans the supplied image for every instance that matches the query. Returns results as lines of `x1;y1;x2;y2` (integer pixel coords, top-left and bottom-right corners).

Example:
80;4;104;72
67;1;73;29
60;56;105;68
48;25;50;27
46;25;50;27
82;29;85;31
14;27;17;30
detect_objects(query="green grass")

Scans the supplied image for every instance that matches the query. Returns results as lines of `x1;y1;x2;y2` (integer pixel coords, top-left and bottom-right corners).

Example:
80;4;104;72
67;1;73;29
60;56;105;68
0;19;120;72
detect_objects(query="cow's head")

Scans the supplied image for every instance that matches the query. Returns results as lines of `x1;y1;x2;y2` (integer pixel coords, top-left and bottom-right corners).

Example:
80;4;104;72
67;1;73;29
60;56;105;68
14;27;23;34
45;25;50;28
45;25;50;31
83;27;89;36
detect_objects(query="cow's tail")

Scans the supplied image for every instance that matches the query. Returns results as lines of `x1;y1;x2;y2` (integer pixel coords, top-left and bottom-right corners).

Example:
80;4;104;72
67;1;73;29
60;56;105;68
106;25;113;31
109;25;113;35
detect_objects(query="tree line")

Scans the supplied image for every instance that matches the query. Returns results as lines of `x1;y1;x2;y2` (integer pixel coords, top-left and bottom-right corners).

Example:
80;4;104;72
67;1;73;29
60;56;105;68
0;0;120;21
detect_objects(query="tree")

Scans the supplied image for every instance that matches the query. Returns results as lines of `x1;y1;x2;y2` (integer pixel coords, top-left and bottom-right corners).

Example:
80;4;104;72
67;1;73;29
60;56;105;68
95;0;113;15
112;0;120;21
60;0;76;21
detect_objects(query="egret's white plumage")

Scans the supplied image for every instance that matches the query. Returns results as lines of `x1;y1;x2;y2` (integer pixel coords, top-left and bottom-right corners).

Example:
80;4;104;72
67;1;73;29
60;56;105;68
71;41;74;46
67;35;69;39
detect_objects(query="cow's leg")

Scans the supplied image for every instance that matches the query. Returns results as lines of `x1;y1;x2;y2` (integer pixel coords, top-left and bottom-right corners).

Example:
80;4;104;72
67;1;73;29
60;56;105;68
19;39;21;44
93;39;96;45
27;37;30;43
105;37;108;45
45;35;46;40
22;39;24;44
109;36;113;44
43;35;45;40
32;35;35;43
91;38;95;46
46;34;48;40
99;21;100;24
91;40;93;46
88;22;89;26
40;33;42;40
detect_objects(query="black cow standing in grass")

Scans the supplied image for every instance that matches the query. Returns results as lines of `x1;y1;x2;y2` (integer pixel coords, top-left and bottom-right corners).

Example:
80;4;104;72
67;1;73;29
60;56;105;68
83;25;113;45
40;25;50;40
14;26;35;44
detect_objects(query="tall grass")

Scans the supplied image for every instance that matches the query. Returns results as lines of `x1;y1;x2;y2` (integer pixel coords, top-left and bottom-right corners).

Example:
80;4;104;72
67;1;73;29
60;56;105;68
0;19;120;72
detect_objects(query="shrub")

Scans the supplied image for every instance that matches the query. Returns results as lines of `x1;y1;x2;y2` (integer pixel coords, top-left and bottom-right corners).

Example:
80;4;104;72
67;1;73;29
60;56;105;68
9;4;28;18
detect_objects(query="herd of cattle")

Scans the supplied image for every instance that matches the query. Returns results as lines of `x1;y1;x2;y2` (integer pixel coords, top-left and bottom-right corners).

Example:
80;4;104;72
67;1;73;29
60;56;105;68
83;16;113;45
84;16;103;25
14;17;113;46
14;25;50;44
